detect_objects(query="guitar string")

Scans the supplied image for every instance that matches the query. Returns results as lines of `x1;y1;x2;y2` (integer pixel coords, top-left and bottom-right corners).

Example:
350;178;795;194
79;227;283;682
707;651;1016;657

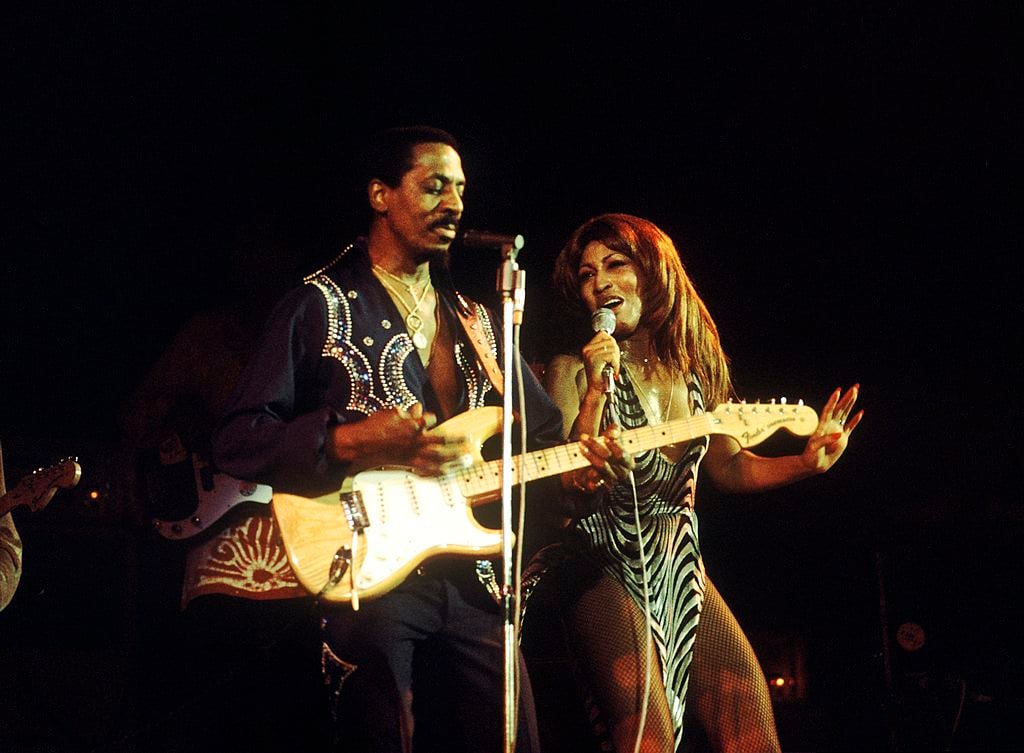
454;412;713;492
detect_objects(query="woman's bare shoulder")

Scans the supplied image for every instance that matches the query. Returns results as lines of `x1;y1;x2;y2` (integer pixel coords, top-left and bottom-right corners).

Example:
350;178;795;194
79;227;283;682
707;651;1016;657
543;353;583;388
546;352;583;372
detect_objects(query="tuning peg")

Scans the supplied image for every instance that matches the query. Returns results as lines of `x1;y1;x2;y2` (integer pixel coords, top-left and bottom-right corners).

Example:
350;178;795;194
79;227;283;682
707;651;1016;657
780;396;787;404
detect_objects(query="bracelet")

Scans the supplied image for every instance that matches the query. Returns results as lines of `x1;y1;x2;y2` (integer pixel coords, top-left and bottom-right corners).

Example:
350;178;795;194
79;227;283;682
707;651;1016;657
570;469;606;494
571;469;590;494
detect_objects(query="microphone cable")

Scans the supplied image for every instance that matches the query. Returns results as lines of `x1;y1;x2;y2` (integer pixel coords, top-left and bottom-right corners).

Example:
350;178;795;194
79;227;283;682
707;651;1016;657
603;374;655;753
628;467;654;753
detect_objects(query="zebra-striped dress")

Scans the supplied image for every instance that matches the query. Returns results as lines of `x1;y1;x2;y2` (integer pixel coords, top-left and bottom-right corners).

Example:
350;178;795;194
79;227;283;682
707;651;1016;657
523;368;708;752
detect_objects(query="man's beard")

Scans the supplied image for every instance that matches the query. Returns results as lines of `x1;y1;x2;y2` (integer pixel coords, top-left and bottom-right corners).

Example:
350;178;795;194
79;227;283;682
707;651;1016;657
413;241;451;268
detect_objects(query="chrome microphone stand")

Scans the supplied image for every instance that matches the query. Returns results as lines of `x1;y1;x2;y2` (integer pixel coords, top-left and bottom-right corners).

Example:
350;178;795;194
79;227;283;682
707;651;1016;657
495;233;525;753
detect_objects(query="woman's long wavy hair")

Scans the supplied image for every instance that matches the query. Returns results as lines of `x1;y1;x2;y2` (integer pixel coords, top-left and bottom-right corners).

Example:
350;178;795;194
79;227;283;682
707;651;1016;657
552;213;734;409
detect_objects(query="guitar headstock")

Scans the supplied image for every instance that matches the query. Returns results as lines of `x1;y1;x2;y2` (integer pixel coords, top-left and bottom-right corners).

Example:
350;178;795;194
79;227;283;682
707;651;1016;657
1;457;83;516
709;400;819;448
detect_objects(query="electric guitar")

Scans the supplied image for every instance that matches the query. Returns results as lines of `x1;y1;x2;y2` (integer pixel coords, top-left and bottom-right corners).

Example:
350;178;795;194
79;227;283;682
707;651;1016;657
0;457;83;517
151;453;273;540
272;400;818;607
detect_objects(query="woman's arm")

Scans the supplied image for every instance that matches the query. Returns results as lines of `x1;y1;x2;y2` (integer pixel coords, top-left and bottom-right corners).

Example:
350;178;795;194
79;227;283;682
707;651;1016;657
543;353;588;439
544;352;633;501
702;385;863;494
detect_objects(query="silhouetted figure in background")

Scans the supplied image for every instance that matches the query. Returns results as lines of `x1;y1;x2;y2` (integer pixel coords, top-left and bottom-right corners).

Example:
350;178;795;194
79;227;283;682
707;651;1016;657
0;443;24;612
115;209;329;752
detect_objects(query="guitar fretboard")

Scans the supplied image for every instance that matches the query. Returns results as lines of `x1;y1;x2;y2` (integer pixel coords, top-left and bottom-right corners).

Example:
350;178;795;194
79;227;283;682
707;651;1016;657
454;412;717;499
452;402;816;502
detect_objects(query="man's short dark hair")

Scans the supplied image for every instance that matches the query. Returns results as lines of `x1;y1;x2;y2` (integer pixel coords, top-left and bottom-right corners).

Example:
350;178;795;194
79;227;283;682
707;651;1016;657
362;126;461;188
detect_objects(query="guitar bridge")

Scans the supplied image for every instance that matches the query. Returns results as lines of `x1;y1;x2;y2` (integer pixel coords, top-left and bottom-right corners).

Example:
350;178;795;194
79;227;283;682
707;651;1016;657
340;490;368;532
322;537;362;612
325;545;352;591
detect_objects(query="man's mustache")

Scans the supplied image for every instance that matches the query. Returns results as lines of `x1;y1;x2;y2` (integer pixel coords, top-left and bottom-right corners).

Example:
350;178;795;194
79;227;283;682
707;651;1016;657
430;214;459;231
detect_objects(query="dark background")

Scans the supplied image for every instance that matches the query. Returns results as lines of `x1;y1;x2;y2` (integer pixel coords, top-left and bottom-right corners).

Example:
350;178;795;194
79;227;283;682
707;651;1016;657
2;3;1021;751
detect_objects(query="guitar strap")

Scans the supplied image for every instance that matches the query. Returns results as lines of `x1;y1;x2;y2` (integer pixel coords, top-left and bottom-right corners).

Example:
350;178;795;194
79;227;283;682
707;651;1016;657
453;293;507;607
454;293;504;397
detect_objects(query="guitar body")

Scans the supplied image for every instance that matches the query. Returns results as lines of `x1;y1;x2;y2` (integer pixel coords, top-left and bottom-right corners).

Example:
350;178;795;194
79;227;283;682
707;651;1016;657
151;453;273;540
273;406;506;602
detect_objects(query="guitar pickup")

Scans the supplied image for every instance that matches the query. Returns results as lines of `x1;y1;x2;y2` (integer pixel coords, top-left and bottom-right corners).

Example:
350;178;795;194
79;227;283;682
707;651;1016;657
340;490;368;532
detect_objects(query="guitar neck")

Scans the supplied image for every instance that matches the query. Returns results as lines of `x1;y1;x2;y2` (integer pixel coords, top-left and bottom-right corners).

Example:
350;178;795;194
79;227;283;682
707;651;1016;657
455;413;715;501
0;458;82;516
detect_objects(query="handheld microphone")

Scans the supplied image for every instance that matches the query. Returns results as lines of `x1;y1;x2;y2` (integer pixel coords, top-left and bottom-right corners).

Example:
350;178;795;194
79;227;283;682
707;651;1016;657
590;307;618;400
591;307;616;335
459;229;525;251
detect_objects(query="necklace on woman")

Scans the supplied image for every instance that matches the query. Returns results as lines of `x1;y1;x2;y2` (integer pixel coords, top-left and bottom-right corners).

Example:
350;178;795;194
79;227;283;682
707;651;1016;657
372;264;434;349
624;363;675;425
620;347;653;368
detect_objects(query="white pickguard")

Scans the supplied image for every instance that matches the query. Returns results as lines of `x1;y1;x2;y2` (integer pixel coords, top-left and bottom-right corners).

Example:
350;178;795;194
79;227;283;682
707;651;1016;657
349;469;502;590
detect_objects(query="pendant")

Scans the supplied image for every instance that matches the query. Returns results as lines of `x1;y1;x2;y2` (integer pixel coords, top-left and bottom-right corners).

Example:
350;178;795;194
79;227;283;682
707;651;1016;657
412;331;428;349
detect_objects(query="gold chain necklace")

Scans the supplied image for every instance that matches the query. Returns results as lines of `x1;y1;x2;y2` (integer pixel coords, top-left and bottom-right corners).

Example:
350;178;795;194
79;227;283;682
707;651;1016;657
372;265;434;349
372;263;431;291
620;348;652;367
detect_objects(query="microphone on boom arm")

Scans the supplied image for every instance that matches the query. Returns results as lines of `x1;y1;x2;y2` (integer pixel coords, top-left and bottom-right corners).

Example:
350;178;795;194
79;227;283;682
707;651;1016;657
459;229;525;251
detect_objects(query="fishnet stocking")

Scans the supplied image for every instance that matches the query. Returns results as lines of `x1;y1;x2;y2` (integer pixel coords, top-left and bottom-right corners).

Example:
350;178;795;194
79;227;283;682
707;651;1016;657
688;579;781;753
565;572;678;753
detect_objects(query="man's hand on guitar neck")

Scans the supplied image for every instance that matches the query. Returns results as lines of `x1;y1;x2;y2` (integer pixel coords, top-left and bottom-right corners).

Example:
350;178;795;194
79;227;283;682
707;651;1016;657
327;402;473;476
